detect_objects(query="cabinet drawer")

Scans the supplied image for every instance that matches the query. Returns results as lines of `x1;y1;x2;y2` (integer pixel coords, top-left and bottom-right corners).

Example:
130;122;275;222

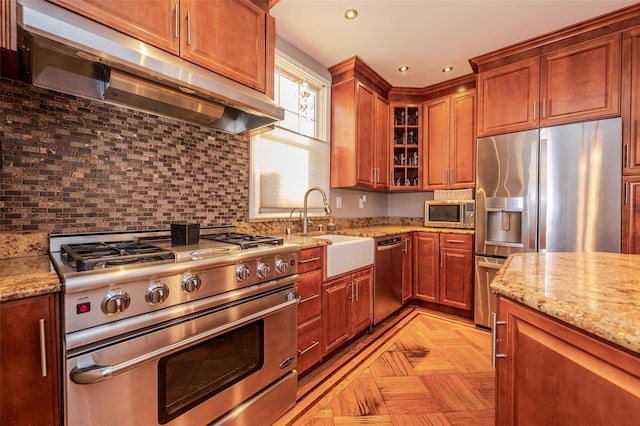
296;316;322;375
297;269;322;324
439;233;473;249
297;247;322;273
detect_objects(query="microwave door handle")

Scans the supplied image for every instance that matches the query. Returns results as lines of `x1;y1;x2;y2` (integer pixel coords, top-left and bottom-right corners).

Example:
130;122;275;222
70;297;299;384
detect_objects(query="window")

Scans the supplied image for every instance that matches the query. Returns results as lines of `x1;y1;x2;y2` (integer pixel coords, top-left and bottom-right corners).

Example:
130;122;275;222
250;55;330;217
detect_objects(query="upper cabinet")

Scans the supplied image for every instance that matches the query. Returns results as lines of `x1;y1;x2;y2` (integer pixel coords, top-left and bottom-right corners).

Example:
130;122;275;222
329;57;392;190
47;0;274;94
623;26;640;175
476;33;621;136
423;89;476;190
391;105;422;189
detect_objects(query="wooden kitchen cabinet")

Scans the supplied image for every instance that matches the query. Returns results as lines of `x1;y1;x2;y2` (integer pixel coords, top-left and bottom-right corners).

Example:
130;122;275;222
477;34;621;136
329;57;392;190
495;296;640;426
623;27;640;175
391;104;421;189
413;232;474;312
47;0;274;94
401;233;413;303
438;233;473;310
322;266;373;356
622;175;640;254
296;247;323;375
423;89;476;189
0;293;60;426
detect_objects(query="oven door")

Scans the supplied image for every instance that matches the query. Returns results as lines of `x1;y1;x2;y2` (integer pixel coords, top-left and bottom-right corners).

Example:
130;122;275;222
65;285;298;426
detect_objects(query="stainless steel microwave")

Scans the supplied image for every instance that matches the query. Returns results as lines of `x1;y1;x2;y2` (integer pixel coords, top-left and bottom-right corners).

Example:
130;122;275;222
424;200;475;229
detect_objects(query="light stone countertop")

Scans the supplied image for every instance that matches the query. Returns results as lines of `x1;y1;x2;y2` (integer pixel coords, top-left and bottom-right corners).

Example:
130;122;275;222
0;256;61;302
491;252;640;354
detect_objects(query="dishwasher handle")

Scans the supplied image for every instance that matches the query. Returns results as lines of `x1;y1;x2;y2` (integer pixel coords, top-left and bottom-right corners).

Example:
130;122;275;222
377;237;402;250
377;242;402;251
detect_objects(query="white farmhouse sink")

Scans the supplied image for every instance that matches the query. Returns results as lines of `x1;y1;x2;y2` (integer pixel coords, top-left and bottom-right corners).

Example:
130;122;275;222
314;234;374;278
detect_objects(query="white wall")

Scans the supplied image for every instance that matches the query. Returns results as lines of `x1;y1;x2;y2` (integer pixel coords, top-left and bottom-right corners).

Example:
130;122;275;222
329;188;433;218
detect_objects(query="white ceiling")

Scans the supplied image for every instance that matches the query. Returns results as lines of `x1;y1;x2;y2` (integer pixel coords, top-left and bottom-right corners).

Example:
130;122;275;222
271;0;638;88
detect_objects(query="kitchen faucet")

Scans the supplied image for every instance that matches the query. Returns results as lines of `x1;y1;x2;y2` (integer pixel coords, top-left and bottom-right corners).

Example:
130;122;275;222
303;187;332;234
286;208;302;235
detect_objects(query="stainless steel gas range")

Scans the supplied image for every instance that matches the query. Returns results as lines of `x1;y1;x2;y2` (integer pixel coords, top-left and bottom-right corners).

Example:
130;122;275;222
49;227;300;426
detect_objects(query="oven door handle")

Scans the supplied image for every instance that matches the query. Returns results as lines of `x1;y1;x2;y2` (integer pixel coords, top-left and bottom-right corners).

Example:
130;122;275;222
70;294;299;385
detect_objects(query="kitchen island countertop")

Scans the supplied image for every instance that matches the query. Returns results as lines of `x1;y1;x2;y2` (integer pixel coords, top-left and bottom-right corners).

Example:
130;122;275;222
491;252;640;354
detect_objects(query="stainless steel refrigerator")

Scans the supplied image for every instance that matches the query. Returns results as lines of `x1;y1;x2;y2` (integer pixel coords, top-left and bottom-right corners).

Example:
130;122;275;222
474;117;622;328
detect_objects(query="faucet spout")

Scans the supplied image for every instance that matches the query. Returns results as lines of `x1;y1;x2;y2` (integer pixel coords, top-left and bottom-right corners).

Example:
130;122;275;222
303;187;332;234
287;208;303;235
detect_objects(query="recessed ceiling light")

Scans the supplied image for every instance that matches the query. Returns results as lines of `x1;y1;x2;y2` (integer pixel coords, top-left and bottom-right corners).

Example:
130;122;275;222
398;65;409;73
442;66;454;73
344;9;358;20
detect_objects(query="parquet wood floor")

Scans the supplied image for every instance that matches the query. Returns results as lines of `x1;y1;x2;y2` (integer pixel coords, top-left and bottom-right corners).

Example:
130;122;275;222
276;307;495;426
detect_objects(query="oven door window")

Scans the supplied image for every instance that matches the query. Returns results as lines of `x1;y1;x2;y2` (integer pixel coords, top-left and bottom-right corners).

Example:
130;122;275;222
429;204;461;223
158;321;264;424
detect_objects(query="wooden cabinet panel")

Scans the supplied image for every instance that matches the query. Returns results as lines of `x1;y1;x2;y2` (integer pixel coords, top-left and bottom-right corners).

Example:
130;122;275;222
477;57;539;136
322;275;350;355
622;175;640;254
540;33;621;126
296;316;322;375
413;232;439;302
450;90;476;188
181;0;267;92
391;105;422;189
623;27;640;174
401;233;413;303
439;234;473;310
297;247;322;273
351;268;373;335
423;97;449;189
0;294;60;426
355;83;376;187
48;0;180;54
297;268;322;324
375;94;390;188
496;296;640;426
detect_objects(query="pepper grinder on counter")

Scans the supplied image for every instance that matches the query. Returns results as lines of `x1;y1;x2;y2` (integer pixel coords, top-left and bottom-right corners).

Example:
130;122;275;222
327;216;337;232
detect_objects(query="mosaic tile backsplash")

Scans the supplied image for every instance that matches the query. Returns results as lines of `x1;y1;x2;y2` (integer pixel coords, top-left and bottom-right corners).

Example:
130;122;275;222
1;78;250;233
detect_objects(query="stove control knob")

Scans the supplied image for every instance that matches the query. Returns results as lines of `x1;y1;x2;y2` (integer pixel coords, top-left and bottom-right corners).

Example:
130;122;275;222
236;264;251;281
146;283;169;305
256;261;271;278
275;258;288;274
182;274;202;293
102;293;131;315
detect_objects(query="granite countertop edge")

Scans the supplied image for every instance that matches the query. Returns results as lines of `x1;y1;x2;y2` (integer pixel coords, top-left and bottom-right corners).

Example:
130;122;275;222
0;255;61;302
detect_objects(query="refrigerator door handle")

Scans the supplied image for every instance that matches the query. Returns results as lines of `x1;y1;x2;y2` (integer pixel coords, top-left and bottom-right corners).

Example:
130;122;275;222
529;138;539;251
539;138;548;252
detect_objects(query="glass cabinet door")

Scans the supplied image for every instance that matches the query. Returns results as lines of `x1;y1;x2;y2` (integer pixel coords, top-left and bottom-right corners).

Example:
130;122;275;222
392;105;421;189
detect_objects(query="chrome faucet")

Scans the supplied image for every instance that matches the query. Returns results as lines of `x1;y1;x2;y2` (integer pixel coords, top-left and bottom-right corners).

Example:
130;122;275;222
303;187;332;234
287;208;302;235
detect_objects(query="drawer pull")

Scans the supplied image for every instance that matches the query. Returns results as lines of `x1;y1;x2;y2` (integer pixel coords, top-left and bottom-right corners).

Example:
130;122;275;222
299;257;320;264
299;293;319;303
445;239;465;244
298;340;319;356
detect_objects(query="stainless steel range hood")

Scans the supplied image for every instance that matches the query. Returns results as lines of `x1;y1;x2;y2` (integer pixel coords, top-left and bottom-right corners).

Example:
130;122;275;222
16;0;284;134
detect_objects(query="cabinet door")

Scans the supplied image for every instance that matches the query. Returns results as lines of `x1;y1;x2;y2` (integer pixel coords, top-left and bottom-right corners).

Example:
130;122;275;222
423;96;449;189
0;294;60;426
540;34;621;126
297;269;322;324
375;94;390;189
180;0;267;92
322;276;350;355
477;57;540;136
355;83;376;188
48;0;179;54
439;248;473;310
401;233;413;303
623;27;640;174
622;175;640;254
412;232;439;302
496;297;640;426
351;268;373;335
450;89;476;189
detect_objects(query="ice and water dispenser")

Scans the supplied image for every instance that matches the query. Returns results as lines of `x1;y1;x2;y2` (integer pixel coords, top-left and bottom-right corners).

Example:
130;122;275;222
484;197;524;247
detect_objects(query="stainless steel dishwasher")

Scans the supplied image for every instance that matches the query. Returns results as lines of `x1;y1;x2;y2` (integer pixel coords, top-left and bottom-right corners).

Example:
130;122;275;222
374;235;403;325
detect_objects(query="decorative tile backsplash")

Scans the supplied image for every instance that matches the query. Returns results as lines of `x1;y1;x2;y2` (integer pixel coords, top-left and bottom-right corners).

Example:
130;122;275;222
1;78;250;233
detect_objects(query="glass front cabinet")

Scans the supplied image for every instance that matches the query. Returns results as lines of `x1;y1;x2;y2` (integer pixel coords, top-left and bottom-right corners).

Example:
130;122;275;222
391;105;422;189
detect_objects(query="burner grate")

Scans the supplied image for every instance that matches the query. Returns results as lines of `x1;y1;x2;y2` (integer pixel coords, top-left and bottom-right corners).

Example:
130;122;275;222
201;233;283;249
62;241;175;272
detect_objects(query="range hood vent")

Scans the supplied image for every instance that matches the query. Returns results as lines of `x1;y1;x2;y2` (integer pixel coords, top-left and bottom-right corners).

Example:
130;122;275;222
16;0;284;134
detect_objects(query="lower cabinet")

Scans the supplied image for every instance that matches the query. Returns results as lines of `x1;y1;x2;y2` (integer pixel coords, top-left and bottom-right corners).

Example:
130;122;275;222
296;247;323;375
0;293;60;426
495;296;640;425
413;232;474;311
622;175;640;254
401;233;413;303
322;266;373;356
